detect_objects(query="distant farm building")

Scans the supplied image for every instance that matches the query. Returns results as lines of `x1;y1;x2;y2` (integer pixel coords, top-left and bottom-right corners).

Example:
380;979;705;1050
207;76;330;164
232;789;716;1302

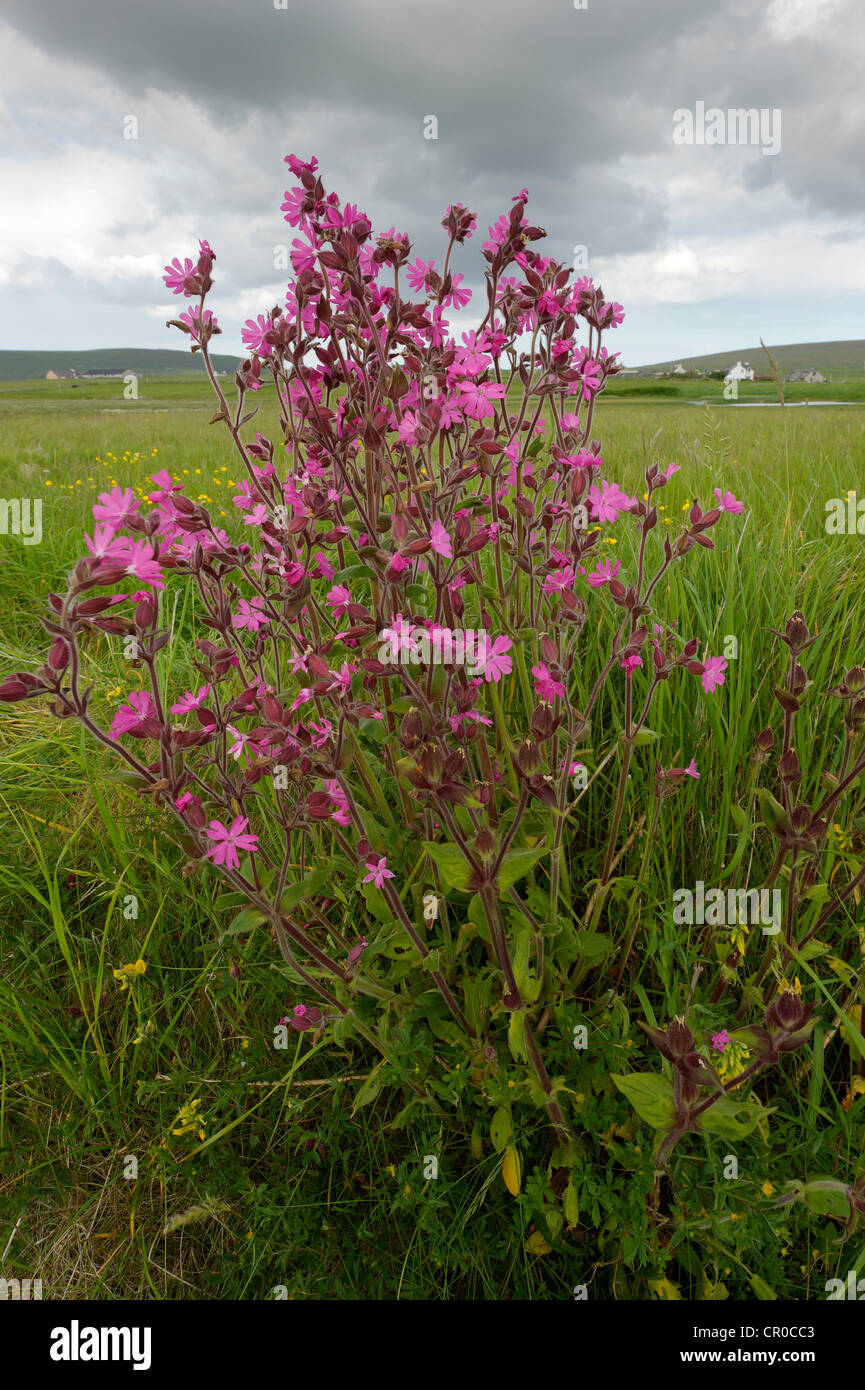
724;360;754;383
45;368;78;380
671;363;688;375
80;368;128;378
786;369;825;383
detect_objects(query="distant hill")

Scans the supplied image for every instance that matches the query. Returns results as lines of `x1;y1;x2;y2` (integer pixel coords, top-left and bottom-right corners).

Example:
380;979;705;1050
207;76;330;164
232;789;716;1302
638;340;865;379
0;348;243;381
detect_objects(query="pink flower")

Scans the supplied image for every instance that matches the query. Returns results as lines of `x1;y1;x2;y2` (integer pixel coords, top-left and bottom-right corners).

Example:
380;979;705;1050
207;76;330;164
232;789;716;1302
449;711;493;733
532;662;566;700
714;489;745;513
620;654;643;677
242;314;274;357
163;255;195;295
407;257;436;293
205;816;260;872
479;634;513;683
326;584;352;618
456;379;506;420
283;1003;323;1033
587;480;635;524
109;690;155;738
93;487;139;527
701;656;728;694
442;272;471;310
84;525;130;561
124;539;165;591
685;758;699;779
174;791;201;814
711;1029;731;1053
324;779;351;827
398;410;420;445
170;684;212;715
543;566;575;595
179;307;217;343
586;558;621;588
148;470;183;503
232;597;270;632
429;521;452;558
363;856;395;890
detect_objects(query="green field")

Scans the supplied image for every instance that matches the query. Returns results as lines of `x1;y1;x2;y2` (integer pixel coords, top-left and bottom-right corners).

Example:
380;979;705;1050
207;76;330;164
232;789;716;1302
1;378;864;1300
640;338;865;380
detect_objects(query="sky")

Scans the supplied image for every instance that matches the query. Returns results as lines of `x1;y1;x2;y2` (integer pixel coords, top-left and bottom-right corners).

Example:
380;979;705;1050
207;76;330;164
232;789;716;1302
0;0;863;367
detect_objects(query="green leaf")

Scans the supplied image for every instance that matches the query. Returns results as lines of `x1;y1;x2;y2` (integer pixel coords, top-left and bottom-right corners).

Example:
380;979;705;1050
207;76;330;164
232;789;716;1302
496;846;546;894
336;564;377;581
508;1010;528;1063
279;865;332;912
220;906;267;940
571;930;613;964
422;842;473;891
748;1273;777;1301
612;1073;677;1130
351;1061;387;1114
490;1106;513;1152
802;1177;850;1218
695;1096;771;1141
630;727;661;746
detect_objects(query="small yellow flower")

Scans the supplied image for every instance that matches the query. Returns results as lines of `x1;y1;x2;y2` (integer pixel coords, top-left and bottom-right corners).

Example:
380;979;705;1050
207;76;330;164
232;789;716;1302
172;1098;205;1140
112;958;147;990
762;1180;775;1197
717;1038;751;1085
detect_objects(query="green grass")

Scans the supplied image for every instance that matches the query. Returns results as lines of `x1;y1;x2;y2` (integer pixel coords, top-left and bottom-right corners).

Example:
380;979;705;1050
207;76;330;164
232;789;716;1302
1;379;864;1299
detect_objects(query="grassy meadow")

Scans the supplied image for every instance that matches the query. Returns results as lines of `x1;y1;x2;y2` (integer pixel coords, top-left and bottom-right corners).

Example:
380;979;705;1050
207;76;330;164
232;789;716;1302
1;376;864;1300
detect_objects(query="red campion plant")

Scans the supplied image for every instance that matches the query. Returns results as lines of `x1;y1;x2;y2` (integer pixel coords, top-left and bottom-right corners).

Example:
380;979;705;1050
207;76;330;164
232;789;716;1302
3;156;751;1144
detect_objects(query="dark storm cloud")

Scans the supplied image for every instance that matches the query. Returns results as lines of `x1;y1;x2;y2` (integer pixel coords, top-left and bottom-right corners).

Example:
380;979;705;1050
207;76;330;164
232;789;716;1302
1;0;863;357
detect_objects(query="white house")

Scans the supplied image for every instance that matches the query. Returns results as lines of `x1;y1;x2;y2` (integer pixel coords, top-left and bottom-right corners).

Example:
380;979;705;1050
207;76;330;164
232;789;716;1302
724;360;754;383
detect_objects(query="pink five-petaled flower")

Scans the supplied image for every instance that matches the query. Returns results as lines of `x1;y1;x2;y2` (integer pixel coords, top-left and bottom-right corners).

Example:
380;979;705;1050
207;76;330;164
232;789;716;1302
714;488;745;513
478;634;513;682
620;654;643;677
684;758;699;779
531;662;566;701
232;596;270;632
456;379;506;420
711;1029;731;1054
429;520;452;558
124;538;165;591
326;584;352;618
205;816;259;872
586;558;621;588
93;486;139;527
587;480;636;524
363;856;394;890
162;255;195;295
109;690;155;738
241;314;274;357
701;656;728;694
170;684;212;715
